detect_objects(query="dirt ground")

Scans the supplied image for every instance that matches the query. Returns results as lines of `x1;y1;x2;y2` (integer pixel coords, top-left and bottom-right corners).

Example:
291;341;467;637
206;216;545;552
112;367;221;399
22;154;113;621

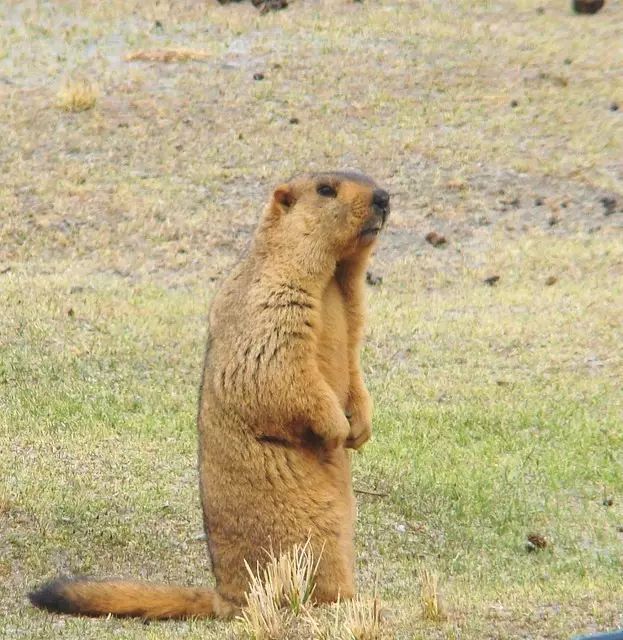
1;0;621;285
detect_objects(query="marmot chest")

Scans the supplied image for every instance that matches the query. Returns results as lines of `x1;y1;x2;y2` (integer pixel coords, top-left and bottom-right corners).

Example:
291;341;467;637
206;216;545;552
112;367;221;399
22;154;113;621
317;278;350;406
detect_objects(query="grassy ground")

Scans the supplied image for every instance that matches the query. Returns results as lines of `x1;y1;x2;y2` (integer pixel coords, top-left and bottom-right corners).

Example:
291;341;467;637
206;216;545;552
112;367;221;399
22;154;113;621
1;1;622;638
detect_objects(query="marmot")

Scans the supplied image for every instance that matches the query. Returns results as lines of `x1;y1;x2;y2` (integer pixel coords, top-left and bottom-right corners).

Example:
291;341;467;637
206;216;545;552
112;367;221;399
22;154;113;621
29;171;390;620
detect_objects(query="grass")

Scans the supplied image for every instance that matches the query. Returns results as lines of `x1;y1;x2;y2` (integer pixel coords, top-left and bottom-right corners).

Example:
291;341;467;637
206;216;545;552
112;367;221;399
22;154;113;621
56;78;97;112
240;539;320;639
1;0;622;638
342;586;384;640
418;567;446;623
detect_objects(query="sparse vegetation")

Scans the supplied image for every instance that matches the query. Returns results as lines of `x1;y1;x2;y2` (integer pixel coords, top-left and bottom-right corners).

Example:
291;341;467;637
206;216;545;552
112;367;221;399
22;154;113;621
1;0;622;638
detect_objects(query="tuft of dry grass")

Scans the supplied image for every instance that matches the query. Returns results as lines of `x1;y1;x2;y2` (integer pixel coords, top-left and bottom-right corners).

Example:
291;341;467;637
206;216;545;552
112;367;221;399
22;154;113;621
56;78;98;112
418;567;447;622
241;574;287;640
124;48;211;63
342;583;383;640
240;539;321;639
306;586;385;640
0;492;12;516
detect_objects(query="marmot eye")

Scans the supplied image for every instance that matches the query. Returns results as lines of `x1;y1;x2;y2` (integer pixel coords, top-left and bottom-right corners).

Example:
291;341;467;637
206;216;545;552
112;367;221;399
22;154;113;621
316;184;337;198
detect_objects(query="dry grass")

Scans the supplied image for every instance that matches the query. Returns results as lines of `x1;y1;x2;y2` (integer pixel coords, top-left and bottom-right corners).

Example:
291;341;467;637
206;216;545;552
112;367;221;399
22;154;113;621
342;585;383;640
241;578;287;640
0;492;12;517
240;539;321;639
418;567;447;623
124;48;211;63
56;78;97;112
305;587;385;640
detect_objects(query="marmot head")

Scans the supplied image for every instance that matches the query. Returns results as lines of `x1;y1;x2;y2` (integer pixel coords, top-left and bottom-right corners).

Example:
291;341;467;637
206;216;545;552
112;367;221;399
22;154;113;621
262;171;390;262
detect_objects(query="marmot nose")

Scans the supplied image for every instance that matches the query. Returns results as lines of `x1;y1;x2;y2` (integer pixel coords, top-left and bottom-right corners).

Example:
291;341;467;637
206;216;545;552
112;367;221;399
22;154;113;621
372;189;390;209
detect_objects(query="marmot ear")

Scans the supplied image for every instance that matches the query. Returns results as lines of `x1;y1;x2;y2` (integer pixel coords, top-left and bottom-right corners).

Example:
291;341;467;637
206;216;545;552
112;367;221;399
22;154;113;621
271;184;295;215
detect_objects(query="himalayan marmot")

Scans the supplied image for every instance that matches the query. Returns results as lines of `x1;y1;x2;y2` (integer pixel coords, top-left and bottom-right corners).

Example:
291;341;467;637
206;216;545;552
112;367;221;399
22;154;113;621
29;171;390;619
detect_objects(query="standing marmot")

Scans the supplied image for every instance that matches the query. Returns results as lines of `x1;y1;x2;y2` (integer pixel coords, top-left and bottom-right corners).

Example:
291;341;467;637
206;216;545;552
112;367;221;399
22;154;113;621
29;171;390;619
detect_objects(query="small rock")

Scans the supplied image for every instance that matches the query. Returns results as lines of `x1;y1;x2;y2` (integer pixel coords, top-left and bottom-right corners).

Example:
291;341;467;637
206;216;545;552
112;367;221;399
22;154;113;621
253;0;288;12
425;231;447;247
483;275;500;286
510;99;519;108
526;533;548;550
379;608;393;624
366;271;383;286
446;177;468;191
600;196;617;215
253;72;265;81
545;275;558;286
572;0;604;13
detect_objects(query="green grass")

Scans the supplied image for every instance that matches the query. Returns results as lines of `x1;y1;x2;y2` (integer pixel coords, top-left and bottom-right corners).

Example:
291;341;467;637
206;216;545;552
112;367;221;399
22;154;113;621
1;0;622;638
2;237;622;639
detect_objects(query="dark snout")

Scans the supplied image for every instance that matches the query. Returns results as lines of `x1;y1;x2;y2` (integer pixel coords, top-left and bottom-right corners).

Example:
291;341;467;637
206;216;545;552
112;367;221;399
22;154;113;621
360;188;390;239
372;188;390;223
373;188;390;210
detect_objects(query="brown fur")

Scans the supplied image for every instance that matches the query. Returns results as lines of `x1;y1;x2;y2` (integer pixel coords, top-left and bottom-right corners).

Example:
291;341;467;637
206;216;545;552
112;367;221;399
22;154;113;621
29;171;390;620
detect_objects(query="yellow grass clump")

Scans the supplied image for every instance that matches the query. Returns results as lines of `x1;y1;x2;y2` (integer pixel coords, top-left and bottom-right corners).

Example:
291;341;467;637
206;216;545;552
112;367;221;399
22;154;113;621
57;78;97;112
341;577;383;640
241;538;321;640
308;582;384;640
418;566;447;622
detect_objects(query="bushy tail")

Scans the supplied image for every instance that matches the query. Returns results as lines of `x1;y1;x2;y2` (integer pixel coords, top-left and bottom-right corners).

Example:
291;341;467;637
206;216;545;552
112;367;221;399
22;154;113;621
28;577;238;620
